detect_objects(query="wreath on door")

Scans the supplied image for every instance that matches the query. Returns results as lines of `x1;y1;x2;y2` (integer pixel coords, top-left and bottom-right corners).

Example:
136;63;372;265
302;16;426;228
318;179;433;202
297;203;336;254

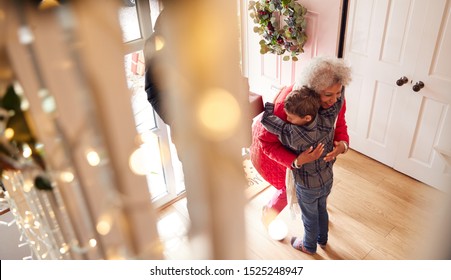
249;0;308;61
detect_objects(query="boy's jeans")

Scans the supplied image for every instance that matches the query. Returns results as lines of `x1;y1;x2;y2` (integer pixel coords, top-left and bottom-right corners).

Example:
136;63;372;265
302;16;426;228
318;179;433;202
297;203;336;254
296;181;333;253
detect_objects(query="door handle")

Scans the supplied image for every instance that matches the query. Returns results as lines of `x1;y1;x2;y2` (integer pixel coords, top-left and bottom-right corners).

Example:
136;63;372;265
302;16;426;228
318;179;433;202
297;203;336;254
412;81;424;92
396;76;409;86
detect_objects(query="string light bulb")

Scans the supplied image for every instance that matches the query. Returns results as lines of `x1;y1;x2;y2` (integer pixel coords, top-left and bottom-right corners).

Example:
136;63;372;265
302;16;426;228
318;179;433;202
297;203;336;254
23;179;33;193
4;128;14;140
96;213;113;236
22;143;32;158
89;238;97;248
59;170;75;183
59;243;69;254
86;149;101;166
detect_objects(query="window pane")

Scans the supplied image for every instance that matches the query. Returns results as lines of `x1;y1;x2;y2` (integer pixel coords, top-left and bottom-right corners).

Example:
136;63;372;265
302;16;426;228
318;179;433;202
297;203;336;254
118;5;141;42
141;134;168;200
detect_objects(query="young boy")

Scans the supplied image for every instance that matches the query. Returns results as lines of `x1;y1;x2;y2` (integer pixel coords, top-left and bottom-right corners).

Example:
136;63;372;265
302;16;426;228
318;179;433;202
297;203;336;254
261;87;322;156
260;86;344;255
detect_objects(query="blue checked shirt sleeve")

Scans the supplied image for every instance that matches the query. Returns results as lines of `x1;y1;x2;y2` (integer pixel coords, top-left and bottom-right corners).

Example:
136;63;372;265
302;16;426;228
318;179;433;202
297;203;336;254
261;102;302;151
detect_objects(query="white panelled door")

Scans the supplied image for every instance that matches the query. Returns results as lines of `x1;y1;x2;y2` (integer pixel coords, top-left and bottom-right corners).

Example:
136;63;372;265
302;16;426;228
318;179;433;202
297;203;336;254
242;0;343;102
344;0;451;192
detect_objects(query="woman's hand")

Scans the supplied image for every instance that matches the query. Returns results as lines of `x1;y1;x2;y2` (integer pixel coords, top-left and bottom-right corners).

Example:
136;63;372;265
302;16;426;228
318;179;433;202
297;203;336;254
296;143;324;166
324;141;346;162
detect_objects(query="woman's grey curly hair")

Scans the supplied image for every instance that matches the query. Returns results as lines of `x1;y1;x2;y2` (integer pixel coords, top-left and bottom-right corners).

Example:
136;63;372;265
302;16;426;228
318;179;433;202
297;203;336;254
294;56;352;92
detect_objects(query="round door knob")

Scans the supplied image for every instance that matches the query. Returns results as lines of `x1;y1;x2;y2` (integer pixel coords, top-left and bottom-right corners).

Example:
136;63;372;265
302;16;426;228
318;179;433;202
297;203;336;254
413;81;424;92
396;76;409;86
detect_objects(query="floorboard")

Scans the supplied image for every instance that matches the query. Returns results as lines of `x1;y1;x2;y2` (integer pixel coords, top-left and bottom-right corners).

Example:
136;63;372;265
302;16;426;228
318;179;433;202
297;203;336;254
156;149;448;259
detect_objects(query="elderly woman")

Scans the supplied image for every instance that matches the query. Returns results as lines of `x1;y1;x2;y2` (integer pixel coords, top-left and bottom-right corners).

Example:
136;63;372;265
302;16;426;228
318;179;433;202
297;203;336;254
250;56;352;244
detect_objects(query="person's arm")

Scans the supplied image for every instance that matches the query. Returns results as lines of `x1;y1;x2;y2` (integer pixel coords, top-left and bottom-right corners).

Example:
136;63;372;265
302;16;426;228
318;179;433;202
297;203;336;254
144;34;171;125
258;86;323;169
257;87;297;169
259;103;323;168
334;99;349;144
258;122;296;169
262;101;323;158
260;103;301;151
144;34;162;117
145;67;161;113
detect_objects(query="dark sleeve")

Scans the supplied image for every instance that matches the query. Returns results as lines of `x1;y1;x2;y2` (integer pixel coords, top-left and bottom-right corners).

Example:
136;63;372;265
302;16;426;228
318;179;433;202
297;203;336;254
143;33;172;125
144;67;162;117
261;102;286;136
260;103;299;151
144;57;171;125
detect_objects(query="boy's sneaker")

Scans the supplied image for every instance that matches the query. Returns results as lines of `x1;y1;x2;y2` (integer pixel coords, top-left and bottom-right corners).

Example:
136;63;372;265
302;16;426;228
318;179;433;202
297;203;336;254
290;237;315;255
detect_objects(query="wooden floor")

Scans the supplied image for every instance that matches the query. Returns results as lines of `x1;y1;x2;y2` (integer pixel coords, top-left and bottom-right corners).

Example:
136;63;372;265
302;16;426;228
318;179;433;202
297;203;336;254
156;149;450;260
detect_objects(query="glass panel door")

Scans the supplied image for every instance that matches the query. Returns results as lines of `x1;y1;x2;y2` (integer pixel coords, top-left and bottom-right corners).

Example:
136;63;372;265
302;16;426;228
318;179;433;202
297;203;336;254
119;1;185;208
118;4;141;42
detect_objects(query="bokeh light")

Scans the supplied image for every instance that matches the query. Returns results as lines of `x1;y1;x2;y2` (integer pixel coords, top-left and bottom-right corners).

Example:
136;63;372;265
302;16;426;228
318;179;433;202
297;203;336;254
197;88;241;141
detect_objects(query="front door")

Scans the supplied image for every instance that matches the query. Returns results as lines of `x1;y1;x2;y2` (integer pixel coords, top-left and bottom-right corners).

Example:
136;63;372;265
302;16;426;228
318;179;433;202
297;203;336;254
343;0;451;192
241;0;343;102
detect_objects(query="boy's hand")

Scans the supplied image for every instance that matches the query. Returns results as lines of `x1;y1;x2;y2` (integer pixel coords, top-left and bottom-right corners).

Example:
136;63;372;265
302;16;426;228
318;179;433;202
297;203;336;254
296;143;324;165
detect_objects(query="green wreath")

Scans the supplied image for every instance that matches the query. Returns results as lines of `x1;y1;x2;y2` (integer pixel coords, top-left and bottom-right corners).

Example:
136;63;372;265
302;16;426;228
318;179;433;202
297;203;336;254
249;0;308;61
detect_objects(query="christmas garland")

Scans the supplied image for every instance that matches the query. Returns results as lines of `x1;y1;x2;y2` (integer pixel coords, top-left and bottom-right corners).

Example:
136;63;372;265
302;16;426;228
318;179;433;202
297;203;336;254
249;0;308;61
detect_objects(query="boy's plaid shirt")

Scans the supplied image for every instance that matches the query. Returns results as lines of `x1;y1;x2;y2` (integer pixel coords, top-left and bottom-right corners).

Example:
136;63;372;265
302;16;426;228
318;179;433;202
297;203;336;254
261;96;344;189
